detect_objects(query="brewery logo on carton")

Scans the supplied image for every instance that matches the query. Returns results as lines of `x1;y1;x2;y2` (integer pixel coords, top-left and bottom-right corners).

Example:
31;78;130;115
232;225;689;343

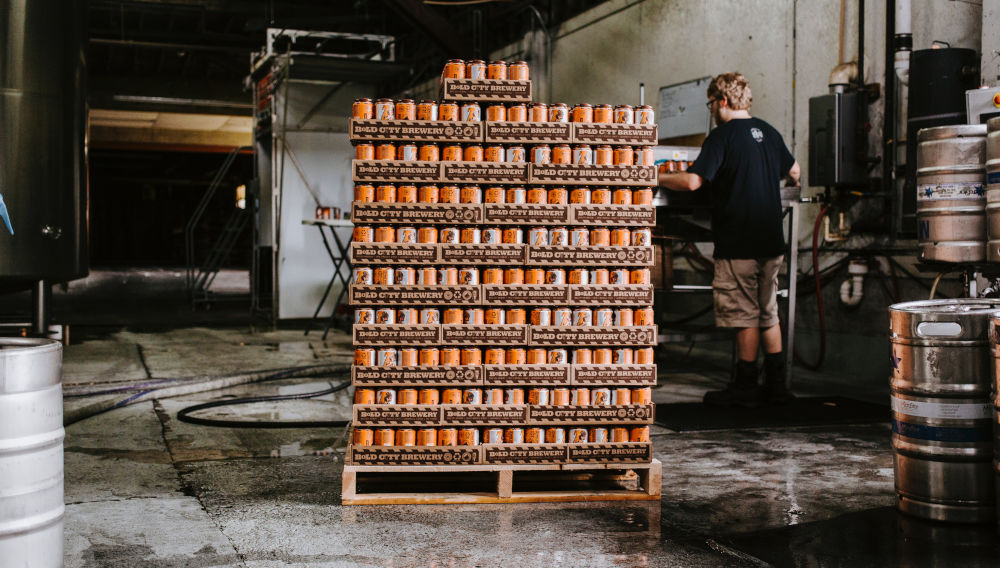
351;285;481;306
528;404;654;424
483;284;569;305
441;405;530;424
483;364;572;385
572;364;657;386
441;162;529;184
526;245;653;266
567;443;651;463
349;119;483;142
439;243;527;264
354;405;442;425
353;160;442;182
483;203;571;224
572;204;656;226
571;123;658;145
352;365;484;386
351;446;480;466
351;243;438;265
529;326;657;346
529;164;656;186
568;285;654;305
352;203;483;224
441;324;529;345
483;444;568;464
441;78;532;102
353;324;441;345
485;122;572;144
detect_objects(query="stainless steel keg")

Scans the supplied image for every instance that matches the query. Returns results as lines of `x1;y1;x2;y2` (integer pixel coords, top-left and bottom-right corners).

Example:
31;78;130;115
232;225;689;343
986;117;1000;260
889;300;996;522
0;338;64;567
916;124;988;263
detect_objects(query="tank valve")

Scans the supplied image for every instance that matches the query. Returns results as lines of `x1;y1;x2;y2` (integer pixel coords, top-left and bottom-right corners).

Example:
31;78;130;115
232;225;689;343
839;260;868;307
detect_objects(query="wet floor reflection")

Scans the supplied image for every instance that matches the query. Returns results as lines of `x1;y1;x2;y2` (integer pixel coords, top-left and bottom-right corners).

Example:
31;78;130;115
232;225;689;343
724;506;1000;567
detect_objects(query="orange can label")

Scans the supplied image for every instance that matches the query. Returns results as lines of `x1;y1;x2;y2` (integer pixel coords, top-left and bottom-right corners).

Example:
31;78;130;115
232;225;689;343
354;388;375;404
593;105;613;124
591;188;611;204
440;102;459;121
552;145;571;164
484;308;505;325
419;348;440;366
634;307;654;325
417;428;437;446
485;145;504;162
397;389;418;405
395;100;415;121
443;308;463;324
527;187;547;204
487;61;507;80
354;184;375;202
464;145;483;162
443;59;465;79
398;185;418;203
636;347;654;365
613;146;634;166
571;105;593;123
486;105;506;122
570;188;591;204
508;104;527;122
442;144;463;161
485;349;505;365
483;268;503;285
400;348;418;367
417;101;438;121
376;143;395;160
442;388;463;404
530;103;548;122
417;227;438;244
485;186;504;203
352;226;373;243
396;429;416;446
353;428;374;446
374;226;395;243
595;146;613;165
439;185;460;203
547;187;567;204
438;429;458;446
509;61;529;81
418;145;440;162
506;309;526;324
461;348;482;365
418;389;440;405
355;143;374;160
593;348;612;364
524;268;545;284
504;268;524;285
630;426;650;442
460;185;482;203
526;348;546;365
418;185;439;203
525;427;543;444
630;268;651;284
633;188;653;204
352;99;373;120
441;348;461;366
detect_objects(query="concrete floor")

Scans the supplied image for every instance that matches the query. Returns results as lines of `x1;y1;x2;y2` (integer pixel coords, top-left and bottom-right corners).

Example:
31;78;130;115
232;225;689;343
58;324;1000;567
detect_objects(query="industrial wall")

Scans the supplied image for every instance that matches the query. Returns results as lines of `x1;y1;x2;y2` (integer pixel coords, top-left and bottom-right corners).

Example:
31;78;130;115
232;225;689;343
465;0;984;381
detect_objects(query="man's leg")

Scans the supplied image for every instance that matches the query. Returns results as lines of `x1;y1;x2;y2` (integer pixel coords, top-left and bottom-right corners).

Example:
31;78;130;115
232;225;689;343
758;256;793;404
704;259;763;407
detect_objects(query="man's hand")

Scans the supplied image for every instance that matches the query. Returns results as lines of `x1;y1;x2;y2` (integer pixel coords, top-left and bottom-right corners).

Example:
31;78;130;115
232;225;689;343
784;161;801;187
658;171;704;191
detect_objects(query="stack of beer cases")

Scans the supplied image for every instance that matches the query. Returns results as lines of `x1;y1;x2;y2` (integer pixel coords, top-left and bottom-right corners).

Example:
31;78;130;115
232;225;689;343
347;59;659;468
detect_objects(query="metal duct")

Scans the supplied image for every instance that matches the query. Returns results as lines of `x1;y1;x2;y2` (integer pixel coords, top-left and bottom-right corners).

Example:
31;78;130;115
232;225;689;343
0;0;88;282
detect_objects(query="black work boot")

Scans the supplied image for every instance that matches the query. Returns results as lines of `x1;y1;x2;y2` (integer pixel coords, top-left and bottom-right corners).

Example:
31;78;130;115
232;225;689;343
763;352;795;405
703;360;762;408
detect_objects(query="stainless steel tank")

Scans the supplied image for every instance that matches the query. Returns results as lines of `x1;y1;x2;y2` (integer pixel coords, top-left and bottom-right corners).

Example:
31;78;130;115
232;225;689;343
890;300;997;523
0;0;88;282
0;338;64;567
915;125;988;263
986;117;1000;261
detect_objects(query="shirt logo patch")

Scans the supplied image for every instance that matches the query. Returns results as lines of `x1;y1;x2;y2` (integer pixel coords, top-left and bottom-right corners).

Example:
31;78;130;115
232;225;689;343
751;127;764;143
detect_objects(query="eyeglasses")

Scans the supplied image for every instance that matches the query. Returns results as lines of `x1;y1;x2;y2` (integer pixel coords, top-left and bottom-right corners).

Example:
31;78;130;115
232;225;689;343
705;98;719;108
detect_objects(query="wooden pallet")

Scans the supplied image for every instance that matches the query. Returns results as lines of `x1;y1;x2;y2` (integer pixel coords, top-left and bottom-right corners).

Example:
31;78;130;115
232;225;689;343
341;458;661;505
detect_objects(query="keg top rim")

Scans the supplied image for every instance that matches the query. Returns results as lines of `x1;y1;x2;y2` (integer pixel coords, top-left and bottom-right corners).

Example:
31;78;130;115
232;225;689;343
0;337;62;352
917;124;987;141
890;299;1000;314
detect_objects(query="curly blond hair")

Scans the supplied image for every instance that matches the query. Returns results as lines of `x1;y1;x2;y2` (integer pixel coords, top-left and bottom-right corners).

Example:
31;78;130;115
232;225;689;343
707;72;752;110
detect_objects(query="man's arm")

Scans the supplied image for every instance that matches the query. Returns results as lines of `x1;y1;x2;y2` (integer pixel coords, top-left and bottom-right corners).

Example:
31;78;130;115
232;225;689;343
785;160;801;187
658;171;704;191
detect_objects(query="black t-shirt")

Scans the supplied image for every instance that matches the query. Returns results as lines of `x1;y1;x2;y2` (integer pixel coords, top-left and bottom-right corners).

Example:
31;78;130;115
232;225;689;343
687;117;795;259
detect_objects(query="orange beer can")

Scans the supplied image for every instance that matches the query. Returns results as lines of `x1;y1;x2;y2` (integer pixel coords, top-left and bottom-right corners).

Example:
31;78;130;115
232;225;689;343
464;144;484;162
548;187;568;204
442;59;465;79
460;185;482;203
440;102;460;121
593;104;613;124
355;142;375;160
548;102;569;123
354;388;375;405
352;225;373;243
460;227;480;243
509;60;529;80
443;308;463;324
375;142;395;161
590;268;610;285
437;266;458;285
506;348;526;365
552;145;571;165
400;348;419;367
508;103;527;122
374;428;395;446
442;143;463;161
352;98;373;119
354;348;376;366
485;145;504;162
506;308;526;324
485;348;505;365
572;348;593;364
486;104;506;122
395;226;417;244
526;348;547;365
417;227;438;244
418;144;440;162
395;99;415;120
504;268;524;284
398;184;418;203
613;104;634;124
374;98;394;120
416;99;438;121
419;347;440;366
482;268;503;285
398;389;419;405
630;268;651;284
524;268;545;285
418;388;440;405
461;102;481;122
353;428;374;446
611;427;630;442
484;308;505;325
633;187;654;205
396;429;416;446
529;102;548;122
525;427;544;444
484;388;504;404
487;60;507;80
417;428;437;446
571;103;593;123
461;347;482;366
593;348;612;364
440;185;461;203
442;388;463;404
591;187;612;204
613;146;634;166
636;347;655;364
632;387;652;405
630;426;650;442
504;388;525;405
595;145;613;165
527;186;547;204
634;147;655;166
438;428;459;446
635;306;654;325
441;347;461;366
570;188;591;204
590;227;610;246
354;184;375;203
502;227;523;244
373;226;395;243
615;308;634;326
545;427;567;443
458;428;480;445
611;227;631;246
466;59;486;79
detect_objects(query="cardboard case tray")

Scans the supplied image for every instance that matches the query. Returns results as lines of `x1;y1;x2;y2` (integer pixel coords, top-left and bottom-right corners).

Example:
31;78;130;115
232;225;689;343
352;324;658;347
350;284;654;307
348;442;652;466
350;243;653;267
351;403;655;427
350;202;654;227
351;364;657;387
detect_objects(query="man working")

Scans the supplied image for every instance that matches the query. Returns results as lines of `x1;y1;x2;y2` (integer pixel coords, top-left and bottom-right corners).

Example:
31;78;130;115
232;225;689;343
659;72;800;407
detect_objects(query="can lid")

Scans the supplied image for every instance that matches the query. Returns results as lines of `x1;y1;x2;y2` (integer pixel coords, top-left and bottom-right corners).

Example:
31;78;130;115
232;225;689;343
446;58;466;63
489;60;507;65
419;99;436;104
574;102;593;108
376;98;394;102
615;104;634;109
354;97;372;102
467;59;485;64
397;98;414;103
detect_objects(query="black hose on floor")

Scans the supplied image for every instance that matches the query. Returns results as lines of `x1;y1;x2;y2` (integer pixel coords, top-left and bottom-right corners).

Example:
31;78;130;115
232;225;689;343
176;381;351;428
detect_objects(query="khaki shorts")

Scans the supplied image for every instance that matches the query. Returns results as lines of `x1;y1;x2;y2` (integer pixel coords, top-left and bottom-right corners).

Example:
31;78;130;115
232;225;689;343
713;256;784;328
